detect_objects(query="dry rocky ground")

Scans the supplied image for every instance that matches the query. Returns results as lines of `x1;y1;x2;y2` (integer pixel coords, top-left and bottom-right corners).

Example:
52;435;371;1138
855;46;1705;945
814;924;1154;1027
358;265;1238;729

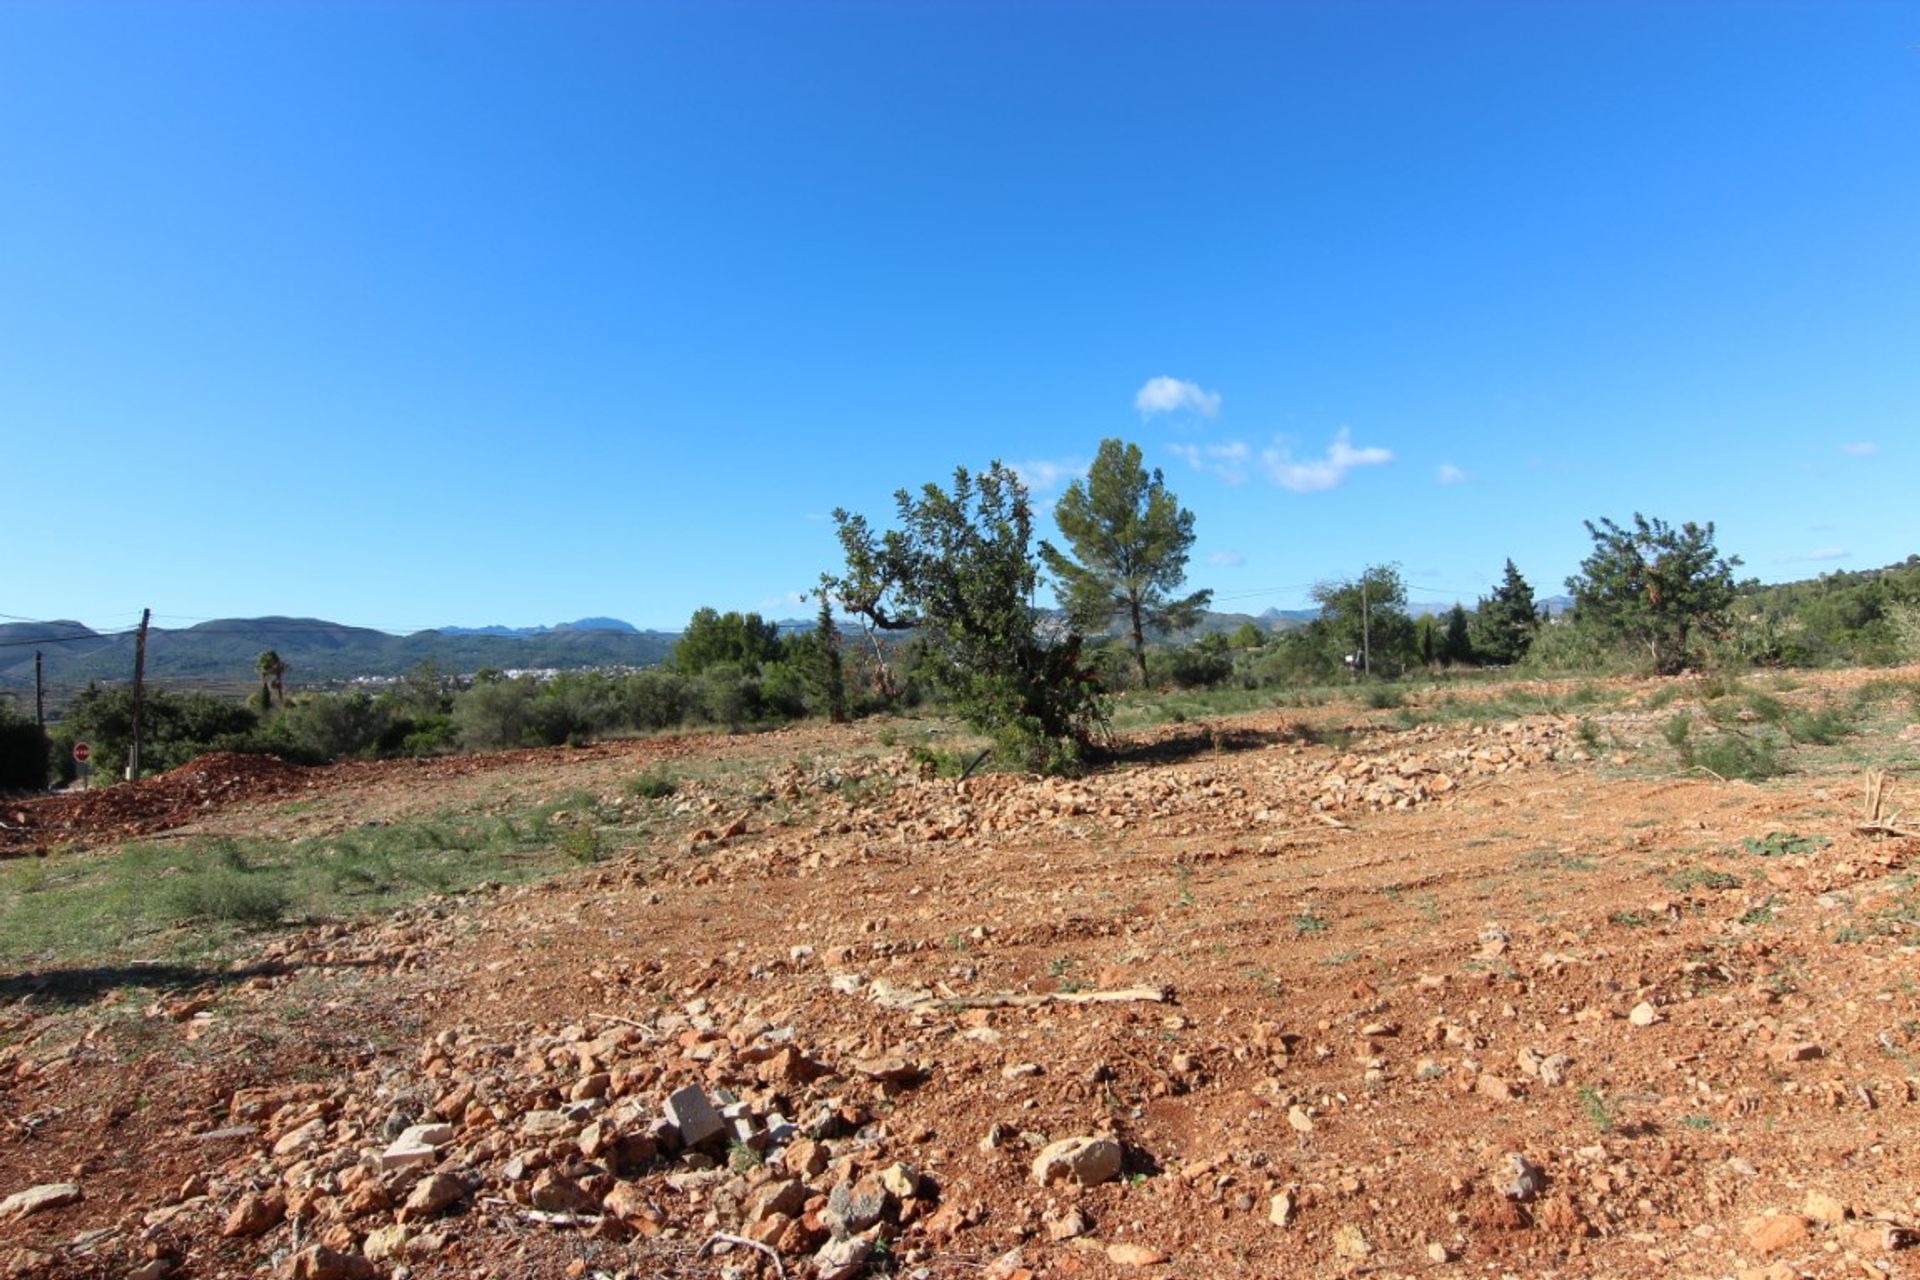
3;669;1920;1280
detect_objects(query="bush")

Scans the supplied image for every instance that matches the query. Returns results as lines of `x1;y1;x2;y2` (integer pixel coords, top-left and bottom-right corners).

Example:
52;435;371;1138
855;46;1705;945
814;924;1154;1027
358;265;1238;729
453;677;540;750
280;692;391;761
1691;734;1786;781
619;670;693;732
160;844;291;925
1147;644;1234;690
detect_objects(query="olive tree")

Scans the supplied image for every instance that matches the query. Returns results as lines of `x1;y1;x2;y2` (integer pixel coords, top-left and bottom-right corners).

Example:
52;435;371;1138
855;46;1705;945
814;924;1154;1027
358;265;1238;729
823;461;1105;773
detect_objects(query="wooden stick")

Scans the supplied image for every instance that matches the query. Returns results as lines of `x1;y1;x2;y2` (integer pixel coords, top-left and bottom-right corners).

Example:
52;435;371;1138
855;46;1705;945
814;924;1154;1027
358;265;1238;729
589;1012;661;1038
918;985;1171;1010
698;1232;788;1279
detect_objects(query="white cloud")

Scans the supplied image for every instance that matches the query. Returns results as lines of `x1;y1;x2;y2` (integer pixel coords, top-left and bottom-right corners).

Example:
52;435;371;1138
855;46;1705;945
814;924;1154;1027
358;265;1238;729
1010;457;1085;494
1207;550;1246;567
1436;463;1468;485
1168;440;1250;484
1261;428;1393;493
1135;376;1222;418
1841;442;1880;456
1785;546;1850;563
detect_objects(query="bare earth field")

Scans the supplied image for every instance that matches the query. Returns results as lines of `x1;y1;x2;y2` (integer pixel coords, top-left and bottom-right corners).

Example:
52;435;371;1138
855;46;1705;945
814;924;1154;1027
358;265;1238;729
4;669;1919;1280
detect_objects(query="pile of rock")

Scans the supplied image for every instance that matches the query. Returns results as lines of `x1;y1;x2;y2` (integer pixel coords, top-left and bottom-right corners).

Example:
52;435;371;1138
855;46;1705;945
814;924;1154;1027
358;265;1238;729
133;1008;952;1278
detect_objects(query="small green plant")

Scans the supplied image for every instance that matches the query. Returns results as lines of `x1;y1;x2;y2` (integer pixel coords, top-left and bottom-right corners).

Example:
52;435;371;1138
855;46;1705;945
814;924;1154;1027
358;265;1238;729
1174;865;1195;909
1740;832;1829;858
1362;685;1406;710
1660;711;1694;756
1576;718;1604;752
1691;733;1785;781
626;769;676;800
1520;847;1597;872
1578;1086;1614;1134
1608;910;1650;927
727;1139;766;1172
556;820;603;864
1784;702;1855;746
1739;896;1778;926
1679;1114;1716;1131
1291;912;1330;936
1665;867;1743;892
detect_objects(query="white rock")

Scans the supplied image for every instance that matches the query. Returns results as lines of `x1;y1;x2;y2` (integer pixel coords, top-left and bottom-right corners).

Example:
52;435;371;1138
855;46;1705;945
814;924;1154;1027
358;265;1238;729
1031;1136;1124;1187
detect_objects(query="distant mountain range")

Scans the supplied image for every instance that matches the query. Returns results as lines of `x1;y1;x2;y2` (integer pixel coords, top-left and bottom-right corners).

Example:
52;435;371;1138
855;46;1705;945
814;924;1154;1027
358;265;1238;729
435;617;640;637
0;616;678;693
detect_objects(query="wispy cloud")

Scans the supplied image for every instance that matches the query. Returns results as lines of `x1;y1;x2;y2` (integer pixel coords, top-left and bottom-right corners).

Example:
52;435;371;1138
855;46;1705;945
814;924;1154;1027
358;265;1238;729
1135;376;1222;419
1436;463;1468;485
1781;546;1850;563
1010;457;1086;494
1168;440;1251;484
1262;428;1393;493
1207;550;1246;568
1840;442;1879;456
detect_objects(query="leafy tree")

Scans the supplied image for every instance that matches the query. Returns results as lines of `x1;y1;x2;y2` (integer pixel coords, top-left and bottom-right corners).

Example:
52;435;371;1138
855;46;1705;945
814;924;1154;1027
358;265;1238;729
1229;620;1267;650
673;608;782;675
1312;565;1415;677
824;461;1105;772
1472;560;1540;666
1040;439;1212;687
1567;514;1740;675
59;683;260;776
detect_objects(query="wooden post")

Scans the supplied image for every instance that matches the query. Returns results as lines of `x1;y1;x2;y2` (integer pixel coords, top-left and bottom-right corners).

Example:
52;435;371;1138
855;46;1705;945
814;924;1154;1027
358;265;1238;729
128;608;150;780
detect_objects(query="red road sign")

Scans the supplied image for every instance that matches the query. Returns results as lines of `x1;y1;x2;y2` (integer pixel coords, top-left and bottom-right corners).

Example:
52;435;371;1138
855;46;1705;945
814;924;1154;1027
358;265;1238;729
72;741;92;764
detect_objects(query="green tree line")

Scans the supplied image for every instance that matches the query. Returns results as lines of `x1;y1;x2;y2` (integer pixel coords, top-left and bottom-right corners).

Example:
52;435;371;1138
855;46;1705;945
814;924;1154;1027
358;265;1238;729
4;435;1913;789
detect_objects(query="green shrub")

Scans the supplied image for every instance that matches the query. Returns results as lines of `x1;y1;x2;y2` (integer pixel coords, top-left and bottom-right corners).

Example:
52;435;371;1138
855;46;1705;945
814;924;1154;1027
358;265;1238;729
281;691;391;761
1691;733;1785;781
453;678;540;750
161;846;292;925
627;769;676;799
1784;701;1855;745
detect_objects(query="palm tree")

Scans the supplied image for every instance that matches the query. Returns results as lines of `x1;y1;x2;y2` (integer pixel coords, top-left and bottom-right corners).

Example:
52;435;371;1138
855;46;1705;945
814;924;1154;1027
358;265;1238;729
256;650;287;710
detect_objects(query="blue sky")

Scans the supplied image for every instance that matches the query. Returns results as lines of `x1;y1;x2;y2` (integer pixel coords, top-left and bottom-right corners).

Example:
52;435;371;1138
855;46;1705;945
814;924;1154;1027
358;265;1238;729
4;1;1915;635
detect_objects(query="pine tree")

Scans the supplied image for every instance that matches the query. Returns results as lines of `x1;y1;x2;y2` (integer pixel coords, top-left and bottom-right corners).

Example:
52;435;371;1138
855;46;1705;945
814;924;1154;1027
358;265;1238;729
1039;438;1211;687
1472;560;1540;666
1567;516;1739;675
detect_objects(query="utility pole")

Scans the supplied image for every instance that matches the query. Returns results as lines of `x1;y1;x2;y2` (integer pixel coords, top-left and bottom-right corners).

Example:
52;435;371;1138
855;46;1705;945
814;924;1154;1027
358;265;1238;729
128;607;150;781
34;650;45;731
1361;578;1371;678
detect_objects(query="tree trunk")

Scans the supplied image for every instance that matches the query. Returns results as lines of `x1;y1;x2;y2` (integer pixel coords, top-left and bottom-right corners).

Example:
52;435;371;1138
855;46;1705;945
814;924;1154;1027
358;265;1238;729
1129;600;1148;689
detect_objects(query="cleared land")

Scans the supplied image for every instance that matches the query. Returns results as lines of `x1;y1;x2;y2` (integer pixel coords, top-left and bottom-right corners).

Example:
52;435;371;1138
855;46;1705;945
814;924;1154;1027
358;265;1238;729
3;668;1919;1280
